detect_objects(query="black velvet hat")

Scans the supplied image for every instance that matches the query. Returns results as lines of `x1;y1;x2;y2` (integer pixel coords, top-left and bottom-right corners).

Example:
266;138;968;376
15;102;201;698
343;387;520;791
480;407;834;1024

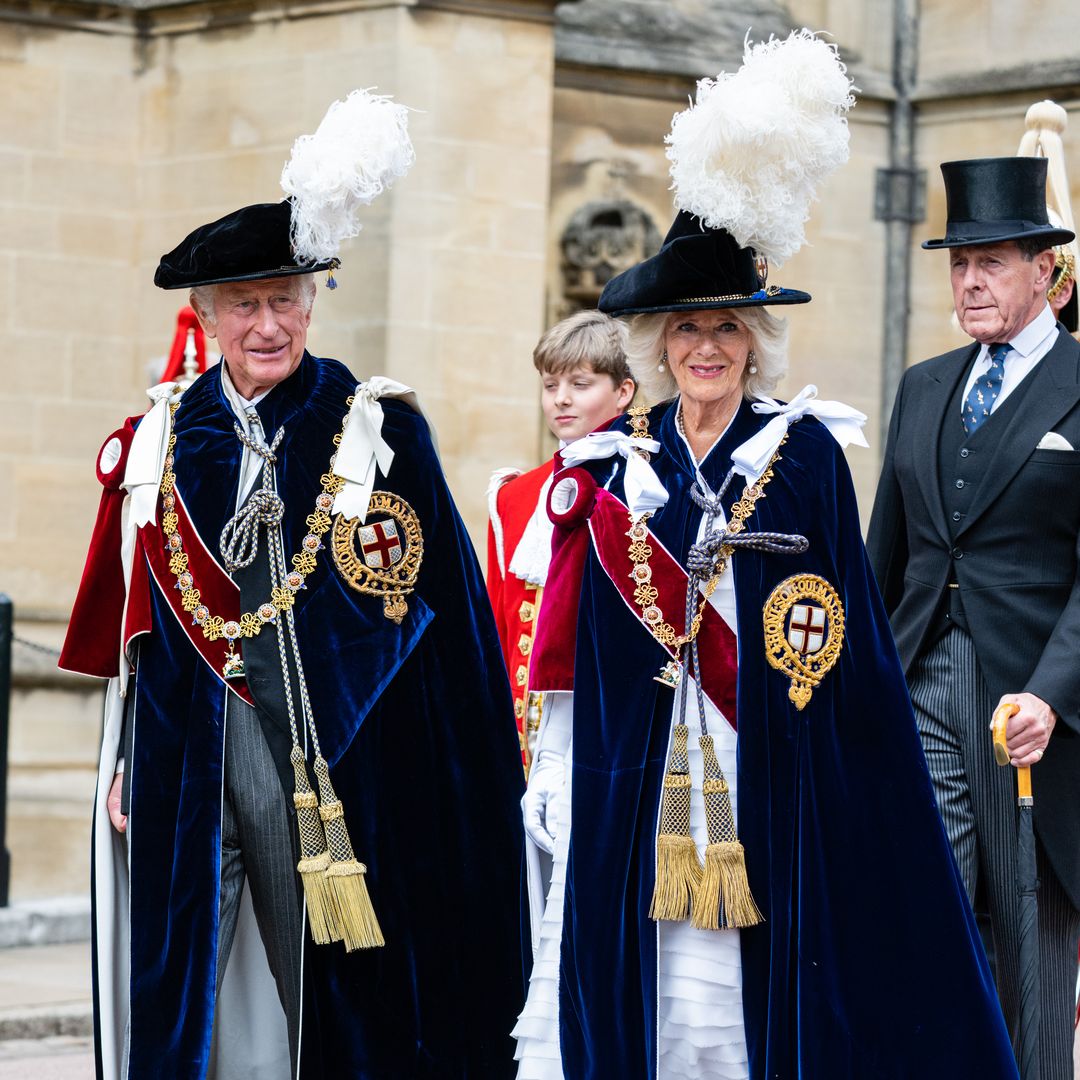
154;201;338;289
597;211;811;317
922;157;1075;250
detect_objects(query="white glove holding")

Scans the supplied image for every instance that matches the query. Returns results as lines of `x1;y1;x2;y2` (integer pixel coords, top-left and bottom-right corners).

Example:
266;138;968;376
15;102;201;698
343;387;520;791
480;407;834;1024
521;692;572;856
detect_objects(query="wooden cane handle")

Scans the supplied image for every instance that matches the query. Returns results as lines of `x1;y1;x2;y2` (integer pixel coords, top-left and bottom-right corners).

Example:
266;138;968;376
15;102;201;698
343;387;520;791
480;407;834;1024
991;703;1019;767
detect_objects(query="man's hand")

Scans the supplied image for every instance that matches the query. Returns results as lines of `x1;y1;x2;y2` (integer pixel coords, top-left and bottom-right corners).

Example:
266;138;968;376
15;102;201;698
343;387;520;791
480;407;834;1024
995;692;1057;768
107;772;127;833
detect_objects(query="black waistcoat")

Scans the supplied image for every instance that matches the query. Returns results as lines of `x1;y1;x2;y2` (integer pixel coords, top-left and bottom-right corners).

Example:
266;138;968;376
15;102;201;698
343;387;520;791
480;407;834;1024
932;358;1040;636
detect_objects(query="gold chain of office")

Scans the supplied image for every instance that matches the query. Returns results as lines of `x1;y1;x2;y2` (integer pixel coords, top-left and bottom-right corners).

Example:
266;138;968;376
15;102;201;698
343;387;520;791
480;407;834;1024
625;405;785;649
158;395;354;649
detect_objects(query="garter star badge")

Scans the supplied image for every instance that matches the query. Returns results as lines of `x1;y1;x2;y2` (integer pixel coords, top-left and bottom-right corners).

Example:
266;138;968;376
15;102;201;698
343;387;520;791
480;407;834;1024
762;574;845;710
331;491;423;623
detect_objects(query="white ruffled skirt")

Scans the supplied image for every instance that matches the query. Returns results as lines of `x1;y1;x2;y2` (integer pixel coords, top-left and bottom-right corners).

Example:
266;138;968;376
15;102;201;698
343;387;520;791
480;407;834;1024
513;680;748;1079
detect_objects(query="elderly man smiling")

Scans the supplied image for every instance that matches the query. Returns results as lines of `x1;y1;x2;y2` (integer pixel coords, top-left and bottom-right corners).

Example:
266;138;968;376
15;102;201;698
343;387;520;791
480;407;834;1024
868;156;1080;1079
61;185;525;1078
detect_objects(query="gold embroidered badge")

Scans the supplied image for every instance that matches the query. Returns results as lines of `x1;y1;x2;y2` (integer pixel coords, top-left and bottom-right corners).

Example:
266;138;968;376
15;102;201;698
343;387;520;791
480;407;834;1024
331;491;423;623
762;574;845;710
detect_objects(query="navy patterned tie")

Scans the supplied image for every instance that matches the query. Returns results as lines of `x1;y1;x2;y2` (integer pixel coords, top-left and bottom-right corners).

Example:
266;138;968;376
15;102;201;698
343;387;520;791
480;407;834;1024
963;342;1009;435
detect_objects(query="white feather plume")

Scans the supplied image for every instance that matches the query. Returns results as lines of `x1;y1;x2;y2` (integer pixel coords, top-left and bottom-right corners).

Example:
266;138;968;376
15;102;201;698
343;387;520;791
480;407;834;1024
666;29;856;266
280;88;415;265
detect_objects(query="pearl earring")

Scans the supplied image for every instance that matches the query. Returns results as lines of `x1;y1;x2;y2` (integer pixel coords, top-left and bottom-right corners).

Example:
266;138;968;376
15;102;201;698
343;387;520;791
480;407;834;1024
748;348;758;375
658;348;668;373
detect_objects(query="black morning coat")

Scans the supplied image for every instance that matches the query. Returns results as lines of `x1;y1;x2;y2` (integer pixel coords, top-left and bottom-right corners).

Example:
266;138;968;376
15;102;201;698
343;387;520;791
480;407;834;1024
866;324;1080;911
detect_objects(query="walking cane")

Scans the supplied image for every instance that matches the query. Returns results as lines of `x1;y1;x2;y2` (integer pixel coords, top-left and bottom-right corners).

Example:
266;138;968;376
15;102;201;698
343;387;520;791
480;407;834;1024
992;702;1040;1080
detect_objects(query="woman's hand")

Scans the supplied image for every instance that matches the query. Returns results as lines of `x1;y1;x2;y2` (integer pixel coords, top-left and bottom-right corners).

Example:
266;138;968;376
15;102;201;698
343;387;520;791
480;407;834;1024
107;772;127;833
522;752;565;855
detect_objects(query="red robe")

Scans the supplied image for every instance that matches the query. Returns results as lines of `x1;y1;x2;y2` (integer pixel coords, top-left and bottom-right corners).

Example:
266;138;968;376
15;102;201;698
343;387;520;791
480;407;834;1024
486;462;553;769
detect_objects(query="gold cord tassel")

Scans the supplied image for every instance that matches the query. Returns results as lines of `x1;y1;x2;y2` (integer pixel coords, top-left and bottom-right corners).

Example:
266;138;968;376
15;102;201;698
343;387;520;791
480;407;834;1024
692;735;763;930
650;724;703;922
290;747;343;945
314;755;385;951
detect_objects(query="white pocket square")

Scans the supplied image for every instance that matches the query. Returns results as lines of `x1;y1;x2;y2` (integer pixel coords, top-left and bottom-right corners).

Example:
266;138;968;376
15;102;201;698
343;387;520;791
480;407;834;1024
1036;431;1075;450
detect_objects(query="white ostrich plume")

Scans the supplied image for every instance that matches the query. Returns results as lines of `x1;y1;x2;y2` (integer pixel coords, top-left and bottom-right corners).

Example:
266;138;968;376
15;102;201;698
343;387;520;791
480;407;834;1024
281;88;415;266
666;29;856;266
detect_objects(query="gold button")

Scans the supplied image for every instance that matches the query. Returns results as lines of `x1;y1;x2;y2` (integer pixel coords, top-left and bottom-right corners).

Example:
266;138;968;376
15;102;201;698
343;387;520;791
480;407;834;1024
514;698;525;719
519;601;536;623
517;633;533;656
515;665;528;687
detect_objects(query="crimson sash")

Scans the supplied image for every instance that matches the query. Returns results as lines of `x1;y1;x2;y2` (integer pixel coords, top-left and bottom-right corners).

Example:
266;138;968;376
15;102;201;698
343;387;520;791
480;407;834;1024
141;485;254;705
588;488;738;730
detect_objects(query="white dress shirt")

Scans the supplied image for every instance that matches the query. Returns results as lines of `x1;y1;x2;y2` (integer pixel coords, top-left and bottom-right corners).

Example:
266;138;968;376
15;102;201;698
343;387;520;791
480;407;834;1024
219;361;271;510
960;303;1059;417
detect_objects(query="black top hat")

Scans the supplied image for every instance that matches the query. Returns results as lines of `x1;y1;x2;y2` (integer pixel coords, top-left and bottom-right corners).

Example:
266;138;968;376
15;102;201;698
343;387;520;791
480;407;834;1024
154;201;337;289
597;211;811;317
923;157;1075;250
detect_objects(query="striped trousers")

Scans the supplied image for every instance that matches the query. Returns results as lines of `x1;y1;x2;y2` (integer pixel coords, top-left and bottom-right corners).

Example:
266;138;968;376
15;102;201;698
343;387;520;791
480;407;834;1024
910;627;1080;1080
216;694;304;1075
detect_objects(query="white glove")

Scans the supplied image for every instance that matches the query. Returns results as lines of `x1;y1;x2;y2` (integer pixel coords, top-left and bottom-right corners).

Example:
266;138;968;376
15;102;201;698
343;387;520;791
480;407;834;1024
521;692;572;855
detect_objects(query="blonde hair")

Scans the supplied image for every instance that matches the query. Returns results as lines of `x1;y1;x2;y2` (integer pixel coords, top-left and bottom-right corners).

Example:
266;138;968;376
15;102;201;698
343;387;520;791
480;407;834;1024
533;309;632;386
625;306;788;404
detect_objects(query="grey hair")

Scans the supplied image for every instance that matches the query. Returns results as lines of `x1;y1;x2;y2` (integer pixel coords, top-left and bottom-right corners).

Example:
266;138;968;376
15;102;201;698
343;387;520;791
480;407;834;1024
190;273;317;330
624;306;789;404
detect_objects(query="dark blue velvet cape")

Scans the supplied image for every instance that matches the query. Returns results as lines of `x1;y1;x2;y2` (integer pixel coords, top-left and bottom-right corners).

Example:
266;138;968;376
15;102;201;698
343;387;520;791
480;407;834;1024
558;399;1018;1079
123;355;526;1079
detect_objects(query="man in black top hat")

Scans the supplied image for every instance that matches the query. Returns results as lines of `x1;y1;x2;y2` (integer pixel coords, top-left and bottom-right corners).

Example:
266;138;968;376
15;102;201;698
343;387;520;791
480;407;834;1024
867;156;1080;1078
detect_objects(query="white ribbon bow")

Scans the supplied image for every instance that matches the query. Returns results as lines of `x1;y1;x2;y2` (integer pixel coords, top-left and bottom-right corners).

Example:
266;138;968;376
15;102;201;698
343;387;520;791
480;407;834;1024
332;376;426;521
560;430;668;519
124;382;182;528
731;384;869;480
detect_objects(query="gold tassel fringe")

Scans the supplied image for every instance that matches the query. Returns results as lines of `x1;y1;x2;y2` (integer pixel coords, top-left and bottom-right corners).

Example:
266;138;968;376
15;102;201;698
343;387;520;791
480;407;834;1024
649;725;702;922
692;840;764;930
650;832;703;921
314;755;385;952
290;748;343;945
693;736;764;930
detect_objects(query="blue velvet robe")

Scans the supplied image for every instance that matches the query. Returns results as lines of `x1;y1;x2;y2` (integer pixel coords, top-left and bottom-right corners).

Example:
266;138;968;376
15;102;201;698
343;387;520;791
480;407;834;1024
121;355;526;1078
558;399;1018;1079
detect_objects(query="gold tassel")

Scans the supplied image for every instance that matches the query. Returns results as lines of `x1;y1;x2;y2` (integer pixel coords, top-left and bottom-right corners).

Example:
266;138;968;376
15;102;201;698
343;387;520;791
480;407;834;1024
314;755;385;951
649;724;703;922
290;747;343;944
695;840;763;930
692;736;763;930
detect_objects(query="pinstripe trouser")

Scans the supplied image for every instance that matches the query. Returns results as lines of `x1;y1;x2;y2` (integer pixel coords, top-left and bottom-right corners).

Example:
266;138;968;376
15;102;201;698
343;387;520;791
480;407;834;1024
909;626;1080;1080
216;694;304;1075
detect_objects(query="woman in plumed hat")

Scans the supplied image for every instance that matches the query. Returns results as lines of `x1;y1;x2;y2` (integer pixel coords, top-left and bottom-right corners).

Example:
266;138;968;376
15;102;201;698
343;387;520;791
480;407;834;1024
512;31;1020;1080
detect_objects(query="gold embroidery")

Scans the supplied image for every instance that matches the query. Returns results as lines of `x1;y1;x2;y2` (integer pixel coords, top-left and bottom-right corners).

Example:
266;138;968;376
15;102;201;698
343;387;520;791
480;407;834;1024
762;574;845;710
519;601;536;623
517;633;533;657
515;665;528;687
330;492;424;624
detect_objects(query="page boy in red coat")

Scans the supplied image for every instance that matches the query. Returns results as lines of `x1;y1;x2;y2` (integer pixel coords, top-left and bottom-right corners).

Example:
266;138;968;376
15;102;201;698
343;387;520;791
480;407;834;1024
486;310;635;770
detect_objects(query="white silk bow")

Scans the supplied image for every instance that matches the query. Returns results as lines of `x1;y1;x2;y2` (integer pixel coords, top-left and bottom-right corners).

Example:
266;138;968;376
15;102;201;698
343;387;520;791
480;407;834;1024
560;430;668;519
332;376;425;521
731;384;869;480
124;382;183;528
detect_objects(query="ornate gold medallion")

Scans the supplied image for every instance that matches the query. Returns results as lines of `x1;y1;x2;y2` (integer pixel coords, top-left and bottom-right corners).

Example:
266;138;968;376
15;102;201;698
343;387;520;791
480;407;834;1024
762;574;845;710
331;491;423;623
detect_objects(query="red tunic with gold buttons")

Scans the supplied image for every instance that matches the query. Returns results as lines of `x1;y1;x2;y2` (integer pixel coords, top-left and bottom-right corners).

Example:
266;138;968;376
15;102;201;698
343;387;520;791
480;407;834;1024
486;461;554;770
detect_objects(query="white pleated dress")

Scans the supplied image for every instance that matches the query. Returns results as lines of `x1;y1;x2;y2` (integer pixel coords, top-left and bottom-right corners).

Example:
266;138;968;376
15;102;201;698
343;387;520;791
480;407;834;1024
513;448;749;1080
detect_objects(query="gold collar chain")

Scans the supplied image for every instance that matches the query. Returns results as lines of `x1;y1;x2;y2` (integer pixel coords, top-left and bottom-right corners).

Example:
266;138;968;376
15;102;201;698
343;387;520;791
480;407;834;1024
159;395;353;660
627;439;785;650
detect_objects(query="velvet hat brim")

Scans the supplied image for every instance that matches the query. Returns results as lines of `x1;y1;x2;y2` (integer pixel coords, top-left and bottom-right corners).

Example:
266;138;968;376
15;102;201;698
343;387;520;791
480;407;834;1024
922;157;1076;250
154;201;337;289
597;211;811;317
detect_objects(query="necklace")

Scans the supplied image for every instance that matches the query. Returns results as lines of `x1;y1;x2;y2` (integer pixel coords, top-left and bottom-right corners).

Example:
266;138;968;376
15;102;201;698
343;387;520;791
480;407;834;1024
159;395;352;677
